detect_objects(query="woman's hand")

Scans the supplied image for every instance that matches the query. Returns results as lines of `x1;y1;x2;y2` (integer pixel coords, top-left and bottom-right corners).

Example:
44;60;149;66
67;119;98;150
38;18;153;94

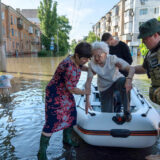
85;100;92;114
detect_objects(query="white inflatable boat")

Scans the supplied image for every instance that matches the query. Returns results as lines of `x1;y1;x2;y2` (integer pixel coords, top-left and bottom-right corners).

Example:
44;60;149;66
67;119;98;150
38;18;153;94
74;85;160;148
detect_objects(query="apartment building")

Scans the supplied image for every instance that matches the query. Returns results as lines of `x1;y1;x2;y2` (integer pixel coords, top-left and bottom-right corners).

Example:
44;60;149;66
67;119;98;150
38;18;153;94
93;0;160;55
21;9;40;26
128;0;160;54
1;3;41;56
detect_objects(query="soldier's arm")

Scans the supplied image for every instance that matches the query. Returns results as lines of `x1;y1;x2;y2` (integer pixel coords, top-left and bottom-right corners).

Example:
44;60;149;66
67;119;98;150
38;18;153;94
122;65;146;75
134;65;146;74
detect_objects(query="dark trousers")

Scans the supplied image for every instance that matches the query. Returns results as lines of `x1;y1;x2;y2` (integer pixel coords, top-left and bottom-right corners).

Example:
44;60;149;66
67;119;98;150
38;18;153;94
100;77;129;113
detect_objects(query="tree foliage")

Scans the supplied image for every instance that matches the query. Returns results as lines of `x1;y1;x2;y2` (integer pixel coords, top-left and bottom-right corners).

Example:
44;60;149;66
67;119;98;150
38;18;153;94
85;31;100;43
38;0;71;56
38;0;57;50
55;16;71;56
70;39;77;53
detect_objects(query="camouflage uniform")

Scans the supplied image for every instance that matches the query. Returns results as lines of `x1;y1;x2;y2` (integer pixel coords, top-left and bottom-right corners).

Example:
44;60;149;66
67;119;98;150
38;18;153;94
138;18;160;105
143;43;160;105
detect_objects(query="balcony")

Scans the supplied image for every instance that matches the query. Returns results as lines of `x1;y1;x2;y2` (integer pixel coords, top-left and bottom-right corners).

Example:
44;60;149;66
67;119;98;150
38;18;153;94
106;26;111;31
125;0;133;11
124;15;133;23
112;20;118;27
122;34;132;41
106;16;111;22
112;32;118;37
124;27;132;34
28;26;33;34
17;18;23;30
35;30;40;37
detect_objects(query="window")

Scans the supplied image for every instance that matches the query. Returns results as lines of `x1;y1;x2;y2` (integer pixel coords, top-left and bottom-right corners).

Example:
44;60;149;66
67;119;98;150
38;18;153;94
154;7;159;14
11;28;14;36
14;18;17;25
15;30;17;37
124;11;127;17
124;23;127;30
116;6;119;15
11;16;13;24
12;42;15;49
16;43;19;49
18;31;21;39
140;8;148;15
2;25;5;35
140;0;148;5
2;12;4;20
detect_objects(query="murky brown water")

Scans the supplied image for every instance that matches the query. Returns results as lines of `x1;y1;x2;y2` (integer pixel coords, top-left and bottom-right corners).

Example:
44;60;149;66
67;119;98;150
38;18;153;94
0;55;160;160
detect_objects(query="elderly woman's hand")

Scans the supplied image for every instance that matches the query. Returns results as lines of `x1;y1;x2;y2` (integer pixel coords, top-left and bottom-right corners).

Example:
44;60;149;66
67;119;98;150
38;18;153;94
85;100;92;114
115;62;122;70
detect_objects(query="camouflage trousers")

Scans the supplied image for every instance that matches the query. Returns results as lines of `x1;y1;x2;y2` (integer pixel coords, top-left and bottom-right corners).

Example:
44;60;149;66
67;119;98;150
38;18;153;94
149;87;160;105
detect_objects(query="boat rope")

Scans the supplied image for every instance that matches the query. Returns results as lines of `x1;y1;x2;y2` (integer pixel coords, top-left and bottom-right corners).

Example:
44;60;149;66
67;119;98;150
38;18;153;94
132;86;152;117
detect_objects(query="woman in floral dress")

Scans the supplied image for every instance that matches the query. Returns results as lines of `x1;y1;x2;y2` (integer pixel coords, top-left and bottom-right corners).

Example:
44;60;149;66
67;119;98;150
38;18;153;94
37;42;92;160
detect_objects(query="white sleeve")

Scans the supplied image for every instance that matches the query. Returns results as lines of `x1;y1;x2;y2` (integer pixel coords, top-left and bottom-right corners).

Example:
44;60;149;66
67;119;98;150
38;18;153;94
87;63;94;78
113;55;130;69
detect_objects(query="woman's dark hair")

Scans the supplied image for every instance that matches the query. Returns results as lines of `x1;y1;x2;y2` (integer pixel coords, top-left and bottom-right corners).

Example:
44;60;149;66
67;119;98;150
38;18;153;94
74;42;92;58
101;33;112;41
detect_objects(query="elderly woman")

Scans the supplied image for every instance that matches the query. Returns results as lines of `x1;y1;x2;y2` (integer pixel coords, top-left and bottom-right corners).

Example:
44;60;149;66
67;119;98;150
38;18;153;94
37;42;92;160
85;41;135;121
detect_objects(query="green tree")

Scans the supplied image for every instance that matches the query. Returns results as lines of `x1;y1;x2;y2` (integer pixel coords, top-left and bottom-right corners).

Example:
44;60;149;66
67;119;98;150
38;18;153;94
70;39;77;54
38;0;58;50
54;16;71;56
85;31;100;43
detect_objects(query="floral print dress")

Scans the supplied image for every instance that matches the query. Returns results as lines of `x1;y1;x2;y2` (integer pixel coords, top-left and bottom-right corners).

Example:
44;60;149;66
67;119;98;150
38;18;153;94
43;56;81;133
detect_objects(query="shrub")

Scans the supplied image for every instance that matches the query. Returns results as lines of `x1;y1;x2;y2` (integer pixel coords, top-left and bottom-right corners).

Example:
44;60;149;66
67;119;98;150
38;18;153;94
38;50;53;57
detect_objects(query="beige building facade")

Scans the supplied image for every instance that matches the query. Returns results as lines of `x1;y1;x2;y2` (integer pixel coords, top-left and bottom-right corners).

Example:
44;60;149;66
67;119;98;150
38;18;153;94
1;3;41;56
93;0;160;55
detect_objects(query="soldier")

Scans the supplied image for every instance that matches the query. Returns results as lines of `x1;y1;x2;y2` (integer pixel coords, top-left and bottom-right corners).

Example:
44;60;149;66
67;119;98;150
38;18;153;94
126;18;160;105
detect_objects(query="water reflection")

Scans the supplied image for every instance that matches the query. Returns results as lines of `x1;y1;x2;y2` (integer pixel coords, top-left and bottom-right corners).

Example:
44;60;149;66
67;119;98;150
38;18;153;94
6;56;65;81
0;55;159;160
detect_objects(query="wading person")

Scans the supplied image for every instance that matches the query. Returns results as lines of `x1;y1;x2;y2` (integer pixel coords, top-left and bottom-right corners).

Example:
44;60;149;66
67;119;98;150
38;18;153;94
127;18;160;105
37;42;92;160
85;42;135;121
101;32;133;77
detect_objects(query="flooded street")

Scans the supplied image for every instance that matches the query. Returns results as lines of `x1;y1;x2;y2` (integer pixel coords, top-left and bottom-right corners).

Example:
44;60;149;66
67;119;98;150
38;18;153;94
0;55;160;160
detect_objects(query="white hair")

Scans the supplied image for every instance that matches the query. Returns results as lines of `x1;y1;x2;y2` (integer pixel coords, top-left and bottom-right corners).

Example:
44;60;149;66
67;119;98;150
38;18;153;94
91;41;110;54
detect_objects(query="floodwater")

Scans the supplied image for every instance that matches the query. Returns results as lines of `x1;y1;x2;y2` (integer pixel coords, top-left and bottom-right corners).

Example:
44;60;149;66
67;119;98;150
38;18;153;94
0;55;160;160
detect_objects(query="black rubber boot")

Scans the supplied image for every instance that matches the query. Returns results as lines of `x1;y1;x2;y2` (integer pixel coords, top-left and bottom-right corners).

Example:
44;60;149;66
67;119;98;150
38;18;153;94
37;134;50;160
63;127;79;147
124;111;132;122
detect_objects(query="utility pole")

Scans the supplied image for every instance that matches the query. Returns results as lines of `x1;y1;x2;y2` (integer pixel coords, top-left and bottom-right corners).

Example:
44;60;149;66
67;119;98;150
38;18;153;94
57;30;59;54
0;0;6;72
